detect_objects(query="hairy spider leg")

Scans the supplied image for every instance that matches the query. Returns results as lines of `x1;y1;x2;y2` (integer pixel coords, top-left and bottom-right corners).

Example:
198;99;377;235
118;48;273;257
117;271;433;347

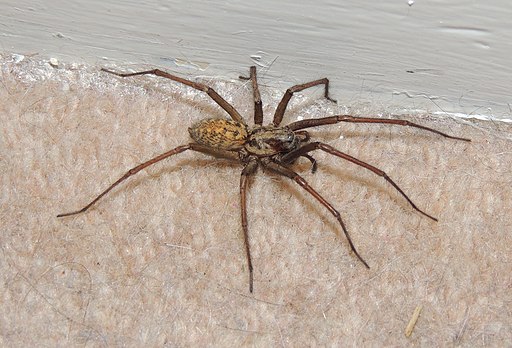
282;142;438;221
57;143;235;217
101;68;245;124
273;78;336;127
301;154;318;173
288;115;471;142
264;160;370;268
240;160;259;292
239;66;264;126
292;130;318;173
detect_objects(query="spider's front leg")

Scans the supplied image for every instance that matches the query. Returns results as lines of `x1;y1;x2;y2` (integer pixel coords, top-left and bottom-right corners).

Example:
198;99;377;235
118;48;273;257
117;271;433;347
288;115;471;142
281;142;438;221
273;77;337;127
263;160;370;268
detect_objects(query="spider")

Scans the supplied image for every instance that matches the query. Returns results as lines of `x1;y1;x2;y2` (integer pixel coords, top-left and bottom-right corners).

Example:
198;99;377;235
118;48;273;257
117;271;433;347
58;66;470;293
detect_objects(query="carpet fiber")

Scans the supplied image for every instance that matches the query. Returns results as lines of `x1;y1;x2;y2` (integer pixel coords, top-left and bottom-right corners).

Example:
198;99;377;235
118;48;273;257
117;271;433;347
1;54;511;346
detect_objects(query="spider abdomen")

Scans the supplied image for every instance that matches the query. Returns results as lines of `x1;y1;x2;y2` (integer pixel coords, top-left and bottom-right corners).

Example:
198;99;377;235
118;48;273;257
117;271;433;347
188;118;248;150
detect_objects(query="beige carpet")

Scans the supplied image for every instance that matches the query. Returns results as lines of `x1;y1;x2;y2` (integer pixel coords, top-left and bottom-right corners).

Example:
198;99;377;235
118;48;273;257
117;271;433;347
1;54;511;346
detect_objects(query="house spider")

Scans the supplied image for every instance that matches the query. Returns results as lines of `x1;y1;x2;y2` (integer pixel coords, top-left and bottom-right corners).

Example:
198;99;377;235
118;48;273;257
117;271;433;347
58;66;470;293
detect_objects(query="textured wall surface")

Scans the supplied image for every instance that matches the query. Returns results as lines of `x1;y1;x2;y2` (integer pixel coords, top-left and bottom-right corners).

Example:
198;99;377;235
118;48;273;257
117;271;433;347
1;0;511;120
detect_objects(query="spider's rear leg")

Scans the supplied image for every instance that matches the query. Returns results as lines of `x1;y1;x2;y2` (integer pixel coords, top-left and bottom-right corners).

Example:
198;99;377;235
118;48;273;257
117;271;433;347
57;143;236;217
240;160;259;293
101;68;245;124
264;160;370;269
282;142;438;221
239;66;263;126
273;78;337;127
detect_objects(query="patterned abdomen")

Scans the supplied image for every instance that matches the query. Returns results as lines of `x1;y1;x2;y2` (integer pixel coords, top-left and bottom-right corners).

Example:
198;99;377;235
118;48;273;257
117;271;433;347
188;118;248;150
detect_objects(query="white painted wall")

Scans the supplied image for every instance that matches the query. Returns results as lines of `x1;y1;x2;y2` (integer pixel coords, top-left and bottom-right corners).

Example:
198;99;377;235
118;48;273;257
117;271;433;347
1;0;511;120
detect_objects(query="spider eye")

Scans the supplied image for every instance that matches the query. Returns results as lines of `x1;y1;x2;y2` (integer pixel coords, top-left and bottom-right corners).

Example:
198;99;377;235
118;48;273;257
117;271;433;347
265;134;296;152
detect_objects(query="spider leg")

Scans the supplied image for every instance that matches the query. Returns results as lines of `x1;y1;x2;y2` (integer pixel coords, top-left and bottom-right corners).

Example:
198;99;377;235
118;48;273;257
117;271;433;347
273;78;336;127
287;115;471;142
57;143;235;217
263;160;369;268
301;154;318;173
279;154;317;173
281;142;438;221
101;68;245;124
240;159;259;293
239;66;263;126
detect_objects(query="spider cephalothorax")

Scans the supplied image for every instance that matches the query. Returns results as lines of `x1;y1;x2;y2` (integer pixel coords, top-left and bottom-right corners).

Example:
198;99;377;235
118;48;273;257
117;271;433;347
58;66;470;293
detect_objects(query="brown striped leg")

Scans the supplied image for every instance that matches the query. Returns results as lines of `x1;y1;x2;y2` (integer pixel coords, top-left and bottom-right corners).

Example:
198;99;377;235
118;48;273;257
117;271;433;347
263;160;370;269
273;78;336;126
287;115;471;142
102;68;245;124
240;160;258;292
239;66;263;126
281;142;438;221
57;143;235;217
